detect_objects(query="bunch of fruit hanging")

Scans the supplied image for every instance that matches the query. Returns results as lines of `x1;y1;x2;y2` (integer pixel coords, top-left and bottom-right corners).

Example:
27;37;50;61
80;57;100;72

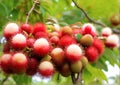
0;22;119;78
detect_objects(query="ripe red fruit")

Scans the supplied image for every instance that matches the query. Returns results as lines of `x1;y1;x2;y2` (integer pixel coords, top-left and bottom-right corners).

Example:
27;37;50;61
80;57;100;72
72;29;82;34
11;52;28;73
93;39;104;55
33;38;51;56
50;36;59;45
59;35;76;47
3;42;10;53
85;46;99;62
27;38;35;48
65;44;82;63
26;58;39;76
1;54;13;73
51;48;65;66
33;23;46;34
11;33;27;49
35;32;48;39
101;27;112;37
21;23;33;34
82;23;96;37
105;34;119;48
38;61;54;77
49;31;61;38
4;23;20;40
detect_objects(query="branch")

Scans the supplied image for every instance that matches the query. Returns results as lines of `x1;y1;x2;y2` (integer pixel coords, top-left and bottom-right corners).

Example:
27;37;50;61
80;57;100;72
72;0;106;27
25;0;39;23
72;0;120;34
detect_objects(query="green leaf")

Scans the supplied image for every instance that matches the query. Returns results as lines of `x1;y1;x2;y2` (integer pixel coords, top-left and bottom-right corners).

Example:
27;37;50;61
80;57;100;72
12;74;32;85
75;33;82;42
83;64;108;83
8;9;19;21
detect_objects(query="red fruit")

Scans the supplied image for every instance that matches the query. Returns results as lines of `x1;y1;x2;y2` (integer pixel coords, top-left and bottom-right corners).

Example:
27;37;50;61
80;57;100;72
101;27;112;37
59;35;76;47
38;61;54;77
26;58;39;76
1;54;13;73
85;46;99;62
3;42;10;53
50;36;59;45
72;29;82;34
4;23;20;40
11;33;27;49
51;48;65;66
93;39;104;55
35;32;48;39
21;23;33;34
33;23;46;34
105;34;119;48
82;23;96;37
11;52;28;73
27;38;35;48
33;38;50;56
49;31;61;38
65;44;82;63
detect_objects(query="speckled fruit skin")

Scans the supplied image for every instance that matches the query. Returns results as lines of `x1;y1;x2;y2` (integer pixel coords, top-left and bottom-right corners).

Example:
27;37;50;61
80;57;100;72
38;61;54;77
11;52;28;74
85;46;99;62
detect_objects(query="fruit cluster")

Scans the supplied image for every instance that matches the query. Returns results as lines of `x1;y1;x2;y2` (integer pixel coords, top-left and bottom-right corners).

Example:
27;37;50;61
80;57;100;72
0;22;119;77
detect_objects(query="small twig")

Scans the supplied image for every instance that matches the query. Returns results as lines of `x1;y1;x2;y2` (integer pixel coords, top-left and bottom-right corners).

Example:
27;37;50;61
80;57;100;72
25;0;39;23
0;75;9;85
72;0;106;27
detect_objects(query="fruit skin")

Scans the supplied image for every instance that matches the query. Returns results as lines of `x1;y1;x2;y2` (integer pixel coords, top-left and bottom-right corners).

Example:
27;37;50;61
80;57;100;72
101;27;112;37
50;36;59;45
38;61;54;77
0;54;13;73
70;61;82;73
21;23;33;34
82;23;96;37
80;34;93;46
3;42;11;53
59;35;76;47
93;39;104;55
35;32;48;39
4;23;20;40
11;33;27;49
72;29;82;34
51;48;65;66
61;26;72;35
105;34;119;48
65;44;82;63
110;14;120;26
27;38;35;48
26;58;39;76
33;38;51;56
81;56;88;67
33;23;47;34
59;63;71;77
11;52;28;74
85;46;99;62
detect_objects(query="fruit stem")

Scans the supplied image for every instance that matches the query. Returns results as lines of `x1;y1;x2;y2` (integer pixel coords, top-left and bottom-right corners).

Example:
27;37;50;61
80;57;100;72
71;72;83;85
25;0;39;24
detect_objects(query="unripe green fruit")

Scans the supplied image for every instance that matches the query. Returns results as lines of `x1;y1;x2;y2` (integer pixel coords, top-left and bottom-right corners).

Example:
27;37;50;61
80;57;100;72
41;55;52;62
81;56;88;67
59;63;71;77
70;61;82;73
80;34;93;46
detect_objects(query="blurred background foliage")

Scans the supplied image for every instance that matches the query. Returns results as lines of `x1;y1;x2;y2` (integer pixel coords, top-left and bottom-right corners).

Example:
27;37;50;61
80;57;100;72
0;0;120;85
